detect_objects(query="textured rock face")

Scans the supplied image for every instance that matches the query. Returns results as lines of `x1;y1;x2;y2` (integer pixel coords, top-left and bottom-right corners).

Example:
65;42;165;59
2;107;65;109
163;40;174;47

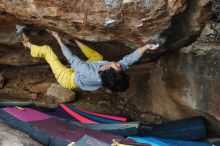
0;0;188;46
0;73;4;89
125;23;220;134
47;83;76;103
0;121;42;146
148;44;220;122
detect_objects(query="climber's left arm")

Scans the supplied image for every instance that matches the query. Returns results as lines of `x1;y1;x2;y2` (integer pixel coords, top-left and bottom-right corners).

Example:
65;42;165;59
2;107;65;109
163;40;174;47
49;30;87;70
118;44;159;70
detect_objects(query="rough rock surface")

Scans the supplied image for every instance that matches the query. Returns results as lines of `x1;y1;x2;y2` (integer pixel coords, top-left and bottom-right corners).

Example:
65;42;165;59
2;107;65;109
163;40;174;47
125;23;220;134
0;0;208;47
0;121;42;146
47;83;76;103
0;73;4;89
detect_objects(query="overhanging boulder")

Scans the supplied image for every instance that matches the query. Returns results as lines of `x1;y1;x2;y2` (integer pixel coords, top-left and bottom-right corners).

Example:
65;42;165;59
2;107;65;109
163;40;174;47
0;0;209;47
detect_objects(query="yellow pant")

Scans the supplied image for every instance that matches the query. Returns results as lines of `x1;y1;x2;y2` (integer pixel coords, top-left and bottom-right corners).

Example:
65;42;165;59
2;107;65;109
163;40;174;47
31;43;103;89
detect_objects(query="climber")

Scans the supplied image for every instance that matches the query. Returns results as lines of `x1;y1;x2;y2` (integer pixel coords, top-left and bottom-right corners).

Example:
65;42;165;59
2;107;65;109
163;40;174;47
21;30;159;92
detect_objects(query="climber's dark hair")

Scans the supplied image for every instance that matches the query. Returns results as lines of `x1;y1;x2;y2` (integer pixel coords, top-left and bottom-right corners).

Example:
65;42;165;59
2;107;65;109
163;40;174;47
99;67;130;92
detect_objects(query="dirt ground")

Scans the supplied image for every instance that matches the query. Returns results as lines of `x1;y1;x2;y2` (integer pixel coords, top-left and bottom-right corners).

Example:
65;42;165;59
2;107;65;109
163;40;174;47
0;62;163;123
